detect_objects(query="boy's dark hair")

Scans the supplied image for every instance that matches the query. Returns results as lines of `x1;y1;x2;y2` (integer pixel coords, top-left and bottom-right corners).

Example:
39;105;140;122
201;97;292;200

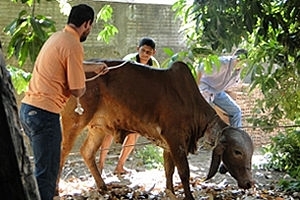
138;37;156;49
68;4;94;27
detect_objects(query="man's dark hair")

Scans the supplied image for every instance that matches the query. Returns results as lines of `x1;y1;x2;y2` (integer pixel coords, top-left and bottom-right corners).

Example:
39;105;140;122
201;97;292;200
68;4;94;27
234;48;248;58
138;37;156;49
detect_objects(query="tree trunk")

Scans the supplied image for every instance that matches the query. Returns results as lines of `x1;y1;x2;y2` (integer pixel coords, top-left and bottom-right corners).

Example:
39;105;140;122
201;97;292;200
0;48;40;199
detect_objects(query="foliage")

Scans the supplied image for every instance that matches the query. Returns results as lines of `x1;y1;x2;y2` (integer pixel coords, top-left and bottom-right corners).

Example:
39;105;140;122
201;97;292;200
96;5;118;44
11;0;53;6
7;65;31;94
162;1;215;70
171;0;300;128
135;144;163;170
4;5;56;67
278;179;300;193
262;130;300;179
161;47;196;76
262;129;300;191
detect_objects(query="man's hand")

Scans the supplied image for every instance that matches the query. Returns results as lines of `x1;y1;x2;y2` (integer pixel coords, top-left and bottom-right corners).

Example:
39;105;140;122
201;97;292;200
94;62;109;75
83;61;109;75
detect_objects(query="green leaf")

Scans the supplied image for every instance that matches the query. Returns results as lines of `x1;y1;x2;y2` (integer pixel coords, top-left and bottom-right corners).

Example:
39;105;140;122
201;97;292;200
18;41;29;66
97;5;113;23
97;24;118;44
95;4;118;44
30;16;47;40
162;48;174;57
3;19;18;34
7;65;31;94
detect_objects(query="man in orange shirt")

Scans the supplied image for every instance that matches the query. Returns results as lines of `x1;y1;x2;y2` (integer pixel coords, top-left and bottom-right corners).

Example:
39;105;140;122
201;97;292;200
19;4;108;200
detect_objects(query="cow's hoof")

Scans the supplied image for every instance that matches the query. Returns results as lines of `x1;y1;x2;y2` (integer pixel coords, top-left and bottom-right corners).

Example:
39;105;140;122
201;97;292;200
97;186;108;195
54;188;60;196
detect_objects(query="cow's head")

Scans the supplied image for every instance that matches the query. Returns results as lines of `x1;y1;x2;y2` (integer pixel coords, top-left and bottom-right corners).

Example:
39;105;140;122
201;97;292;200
205;127;254;189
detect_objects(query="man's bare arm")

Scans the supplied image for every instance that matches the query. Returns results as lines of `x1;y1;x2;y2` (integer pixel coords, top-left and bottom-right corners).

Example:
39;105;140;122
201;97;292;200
70;88;86;98
83;62;109;74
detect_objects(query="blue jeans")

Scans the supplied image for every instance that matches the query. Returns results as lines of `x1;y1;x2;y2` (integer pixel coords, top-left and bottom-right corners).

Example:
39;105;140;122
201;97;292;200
19;103;62;200
213;91;242;128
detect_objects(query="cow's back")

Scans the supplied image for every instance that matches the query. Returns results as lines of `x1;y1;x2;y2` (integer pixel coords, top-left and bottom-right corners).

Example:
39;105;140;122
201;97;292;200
98;61;209;122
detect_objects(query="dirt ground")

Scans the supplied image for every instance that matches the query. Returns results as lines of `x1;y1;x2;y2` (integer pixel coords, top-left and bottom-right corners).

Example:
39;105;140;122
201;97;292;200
55;136;299;200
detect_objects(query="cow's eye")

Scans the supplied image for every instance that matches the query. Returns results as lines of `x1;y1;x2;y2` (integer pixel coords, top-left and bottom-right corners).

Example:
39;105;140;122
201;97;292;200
234;150;242;155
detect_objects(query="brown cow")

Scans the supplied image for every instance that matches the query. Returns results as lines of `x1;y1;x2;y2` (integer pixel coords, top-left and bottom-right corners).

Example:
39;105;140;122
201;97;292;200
57;60;254;200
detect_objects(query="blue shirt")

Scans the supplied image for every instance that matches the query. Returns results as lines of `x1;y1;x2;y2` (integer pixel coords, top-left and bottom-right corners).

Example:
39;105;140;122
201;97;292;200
199;56;240;93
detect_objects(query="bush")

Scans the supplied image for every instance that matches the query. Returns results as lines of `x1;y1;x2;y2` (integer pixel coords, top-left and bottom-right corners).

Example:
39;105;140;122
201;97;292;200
7;65;31;94
135;144;163;170
262;129;300;191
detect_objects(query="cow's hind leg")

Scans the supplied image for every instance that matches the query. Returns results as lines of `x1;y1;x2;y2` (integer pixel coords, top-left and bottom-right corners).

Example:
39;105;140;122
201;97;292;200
171;146;194;200
163;150;175;194
55;122;87;195
81;126;108;191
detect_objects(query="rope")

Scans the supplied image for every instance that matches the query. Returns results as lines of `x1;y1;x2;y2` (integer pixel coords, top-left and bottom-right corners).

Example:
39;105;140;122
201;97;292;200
67;141;153;157
214;106;300;130
239;124;300;130
74;61;129;115
85;60;129;82
99;141;152;152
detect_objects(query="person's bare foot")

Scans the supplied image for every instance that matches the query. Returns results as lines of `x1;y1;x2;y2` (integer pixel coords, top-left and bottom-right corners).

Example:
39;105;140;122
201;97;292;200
113;167;129;175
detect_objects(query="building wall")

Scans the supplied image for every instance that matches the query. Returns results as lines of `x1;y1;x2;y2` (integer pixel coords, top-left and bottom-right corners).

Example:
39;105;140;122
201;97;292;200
0;0;186;68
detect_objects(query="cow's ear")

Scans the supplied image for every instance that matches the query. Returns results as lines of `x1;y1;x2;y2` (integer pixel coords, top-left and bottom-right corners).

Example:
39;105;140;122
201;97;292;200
206;145;223;180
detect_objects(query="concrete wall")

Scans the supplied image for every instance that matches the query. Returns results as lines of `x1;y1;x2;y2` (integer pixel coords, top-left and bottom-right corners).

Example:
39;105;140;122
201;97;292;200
0;0;186;69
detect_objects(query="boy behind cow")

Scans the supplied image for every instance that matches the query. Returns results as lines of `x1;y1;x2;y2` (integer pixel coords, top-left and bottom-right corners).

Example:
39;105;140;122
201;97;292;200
98;37;160;174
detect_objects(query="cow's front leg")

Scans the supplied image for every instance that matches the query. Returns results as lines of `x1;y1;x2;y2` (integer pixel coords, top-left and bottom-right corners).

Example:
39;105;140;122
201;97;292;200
163;150;175;194
81;126;107;191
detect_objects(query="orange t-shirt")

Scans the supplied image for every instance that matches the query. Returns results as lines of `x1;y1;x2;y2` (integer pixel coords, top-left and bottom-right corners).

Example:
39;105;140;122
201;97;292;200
22;25;86;113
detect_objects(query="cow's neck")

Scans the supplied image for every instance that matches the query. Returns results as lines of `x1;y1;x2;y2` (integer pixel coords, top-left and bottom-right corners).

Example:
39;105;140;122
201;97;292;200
201;113;228;148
